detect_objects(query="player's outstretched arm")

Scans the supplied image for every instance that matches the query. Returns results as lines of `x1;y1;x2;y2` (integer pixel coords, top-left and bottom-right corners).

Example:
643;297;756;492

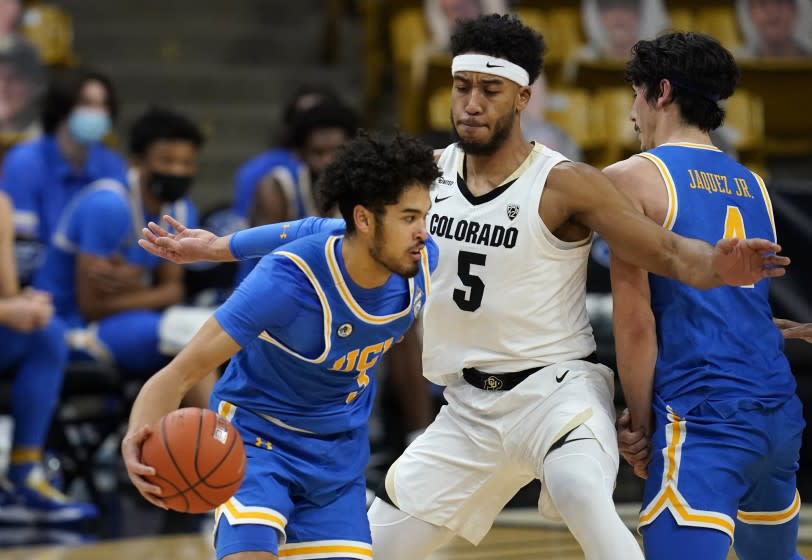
553;162;789;289
138;214;345;264
121;316;240;509
774;318;812;344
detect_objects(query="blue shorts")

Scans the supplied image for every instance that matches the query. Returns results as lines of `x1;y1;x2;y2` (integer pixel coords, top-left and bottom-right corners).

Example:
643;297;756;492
640;394;804;560
211;398;372;560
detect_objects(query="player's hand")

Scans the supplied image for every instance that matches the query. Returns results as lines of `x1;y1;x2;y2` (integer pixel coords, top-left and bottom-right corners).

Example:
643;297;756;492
616;409;651;479
0;290;54;332
774;318;812;344
712;237;789;286
121;424;167;510
138;215;229;264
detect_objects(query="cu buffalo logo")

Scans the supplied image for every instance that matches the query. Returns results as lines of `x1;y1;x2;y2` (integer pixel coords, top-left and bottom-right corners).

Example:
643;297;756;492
484;376;503;390
506;203;519;221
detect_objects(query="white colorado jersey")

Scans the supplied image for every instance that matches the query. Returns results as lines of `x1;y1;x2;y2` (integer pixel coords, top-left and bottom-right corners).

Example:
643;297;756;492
422;143;596;386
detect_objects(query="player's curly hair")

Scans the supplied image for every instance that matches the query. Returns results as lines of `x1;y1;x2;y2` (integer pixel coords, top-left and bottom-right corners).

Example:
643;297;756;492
626;32;739;132
320;130;440;234
450;14;545;85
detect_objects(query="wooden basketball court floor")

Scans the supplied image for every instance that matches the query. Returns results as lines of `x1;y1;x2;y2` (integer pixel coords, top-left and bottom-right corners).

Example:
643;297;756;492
2;522;811;559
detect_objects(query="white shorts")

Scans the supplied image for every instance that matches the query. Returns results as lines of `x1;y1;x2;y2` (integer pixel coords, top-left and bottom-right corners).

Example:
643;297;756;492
384;359;619;545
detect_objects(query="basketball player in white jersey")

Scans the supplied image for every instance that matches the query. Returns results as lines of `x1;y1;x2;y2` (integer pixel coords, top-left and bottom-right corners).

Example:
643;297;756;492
364;14;788;560
136;16;786;559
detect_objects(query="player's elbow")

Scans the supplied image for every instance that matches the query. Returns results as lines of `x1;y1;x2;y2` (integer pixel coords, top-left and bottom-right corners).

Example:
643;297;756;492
612;306;656;342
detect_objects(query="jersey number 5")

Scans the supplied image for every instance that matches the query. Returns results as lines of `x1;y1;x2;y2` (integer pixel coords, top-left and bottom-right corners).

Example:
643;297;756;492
453;251;486;312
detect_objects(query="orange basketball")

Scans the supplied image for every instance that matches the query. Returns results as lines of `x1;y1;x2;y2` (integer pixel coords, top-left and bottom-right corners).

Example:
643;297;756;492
141;407;246;513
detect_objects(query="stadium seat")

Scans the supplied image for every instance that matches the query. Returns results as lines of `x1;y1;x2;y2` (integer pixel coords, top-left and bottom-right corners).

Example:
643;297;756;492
737;59;812;156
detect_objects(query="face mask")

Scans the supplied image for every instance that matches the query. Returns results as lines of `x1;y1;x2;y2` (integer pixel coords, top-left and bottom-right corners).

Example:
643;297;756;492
67;108;111;144
147;171;194;202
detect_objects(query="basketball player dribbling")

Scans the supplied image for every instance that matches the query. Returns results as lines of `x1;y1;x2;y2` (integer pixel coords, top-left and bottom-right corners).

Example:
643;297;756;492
137;16;788;560
122;131;441;560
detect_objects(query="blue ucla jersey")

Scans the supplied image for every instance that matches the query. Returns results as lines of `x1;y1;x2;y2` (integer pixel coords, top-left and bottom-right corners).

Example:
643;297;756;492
233;148;310;221
214;231;437;435
640;143;795;414
35;177;196;328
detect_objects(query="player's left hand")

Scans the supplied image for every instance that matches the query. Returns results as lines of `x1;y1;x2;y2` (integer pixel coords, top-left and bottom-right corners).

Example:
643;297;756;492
617;409;651;479
712;237;789;286
774;318;812;344
138;215;230;264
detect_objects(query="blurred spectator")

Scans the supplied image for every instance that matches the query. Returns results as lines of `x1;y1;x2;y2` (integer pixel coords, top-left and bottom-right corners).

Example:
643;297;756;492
579;0;667;59
521;74;584;161
0;191;98;524
0;0;22;43
0;38;44;137
33;107;208;379
424;0;508;51
232;96;358;284
736;0;812;57
277;84;341;144
564;0;667;83
0;68;127;286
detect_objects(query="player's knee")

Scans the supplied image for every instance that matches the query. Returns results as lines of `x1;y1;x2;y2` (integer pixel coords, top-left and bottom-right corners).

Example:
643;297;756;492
543;445;613;513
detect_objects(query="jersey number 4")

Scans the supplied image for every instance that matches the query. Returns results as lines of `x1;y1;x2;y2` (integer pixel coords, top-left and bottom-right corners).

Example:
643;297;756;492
724;205;753;289
453;251;486;312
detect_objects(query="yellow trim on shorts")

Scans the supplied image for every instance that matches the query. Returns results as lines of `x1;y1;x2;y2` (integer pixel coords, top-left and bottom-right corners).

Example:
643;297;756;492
638;409;736;540
738;490;801;525
215;497;287;533
279;540;373;560
217;401;236;421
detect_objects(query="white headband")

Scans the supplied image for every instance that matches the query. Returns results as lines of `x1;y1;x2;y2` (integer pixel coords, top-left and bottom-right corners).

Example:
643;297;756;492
451;54;530;87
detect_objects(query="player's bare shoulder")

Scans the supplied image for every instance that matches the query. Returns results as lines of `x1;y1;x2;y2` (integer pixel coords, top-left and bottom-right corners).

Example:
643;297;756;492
603;155;667;221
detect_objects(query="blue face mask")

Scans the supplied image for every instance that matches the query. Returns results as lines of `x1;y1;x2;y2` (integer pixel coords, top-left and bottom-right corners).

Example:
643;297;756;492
67;108;111;144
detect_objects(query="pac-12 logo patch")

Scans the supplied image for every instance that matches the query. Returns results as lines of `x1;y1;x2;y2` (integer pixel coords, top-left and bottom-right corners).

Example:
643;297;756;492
337;323;353;338
506;203;520;221
413;288;424;317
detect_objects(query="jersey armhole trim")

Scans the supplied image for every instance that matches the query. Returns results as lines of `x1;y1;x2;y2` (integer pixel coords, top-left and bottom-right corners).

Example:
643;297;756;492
750;171;777;243
637;153;678;231
257;250;332;363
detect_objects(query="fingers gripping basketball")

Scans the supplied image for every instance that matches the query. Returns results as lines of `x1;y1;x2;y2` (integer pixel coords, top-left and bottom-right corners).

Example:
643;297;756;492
141;407;246;513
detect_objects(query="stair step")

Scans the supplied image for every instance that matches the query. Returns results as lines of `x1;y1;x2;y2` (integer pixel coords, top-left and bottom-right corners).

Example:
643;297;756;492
73;21;327;67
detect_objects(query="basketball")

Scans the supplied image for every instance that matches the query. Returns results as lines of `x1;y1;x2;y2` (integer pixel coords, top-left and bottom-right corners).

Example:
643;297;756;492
141;407;246;513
